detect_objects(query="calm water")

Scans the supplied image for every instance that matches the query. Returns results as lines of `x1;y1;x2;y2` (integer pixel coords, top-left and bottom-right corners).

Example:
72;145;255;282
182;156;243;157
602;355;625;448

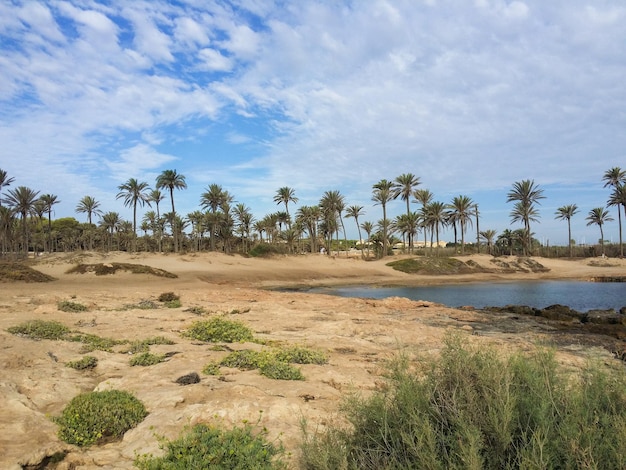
309;281;626;312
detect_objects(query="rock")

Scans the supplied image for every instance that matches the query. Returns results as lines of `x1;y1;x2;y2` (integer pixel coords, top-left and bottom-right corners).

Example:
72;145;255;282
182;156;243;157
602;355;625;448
175;372;200;385
585;309;622;325
540;304;584;322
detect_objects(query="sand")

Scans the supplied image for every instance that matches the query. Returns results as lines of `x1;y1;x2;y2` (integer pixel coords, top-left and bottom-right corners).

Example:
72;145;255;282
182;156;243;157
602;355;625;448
1;251;625;469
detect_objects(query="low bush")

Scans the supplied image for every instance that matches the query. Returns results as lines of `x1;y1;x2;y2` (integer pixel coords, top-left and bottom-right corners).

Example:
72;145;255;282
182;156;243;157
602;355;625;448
158;292;179;302
300;334;626;469
202;362;221;376
57;300;88;312
130;352;166;367
259;361;304;381
67;333;124;352
249;243;288;258
135;423;285;469
164;299;182;308
66;356;98;370
183;318;255;343
54;390;147;447
7;319;70;340
273;345;328;365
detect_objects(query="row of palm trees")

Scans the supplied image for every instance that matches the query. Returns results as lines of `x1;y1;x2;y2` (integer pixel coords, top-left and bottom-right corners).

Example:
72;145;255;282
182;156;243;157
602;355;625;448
1;166;624;258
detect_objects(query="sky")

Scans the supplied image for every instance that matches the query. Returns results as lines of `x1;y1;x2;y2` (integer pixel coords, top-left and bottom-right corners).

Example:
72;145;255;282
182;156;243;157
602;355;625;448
1;0;625;247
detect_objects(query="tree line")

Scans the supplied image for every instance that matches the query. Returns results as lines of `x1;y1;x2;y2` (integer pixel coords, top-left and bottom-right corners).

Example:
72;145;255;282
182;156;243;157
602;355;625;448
0;167;624;259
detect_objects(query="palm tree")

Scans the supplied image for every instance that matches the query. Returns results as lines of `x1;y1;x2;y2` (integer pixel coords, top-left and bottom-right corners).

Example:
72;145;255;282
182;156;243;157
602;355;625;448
507;180;545;255
608;185;626;258
233;203;254;252
555;204;579;258
479;229;497;255
392;173;420;249
75;196;102;251
147;189;165;252
273;187;298;228
0;206;15;254
372;179;395;257
413;188;433;252
448;195;474;255
320;190;346;255
296;205;321;253
360;221;374;256
99;212;121;251
0;169;16;207
39;194;60;253
116;178;150;251
5;186;40;256
586;207;613;256
345;205;365;257
603;168;626;258
423;201;447;256
156;170;187;253
200;184;233;251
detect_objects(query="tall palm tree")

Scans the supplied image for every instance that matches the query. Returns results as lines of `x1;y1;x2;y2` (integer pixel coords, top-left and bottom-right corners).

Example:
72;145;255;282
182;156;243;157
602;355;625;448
423;201;447;256
296;205;321;253
233;203;254;252
99;212;121;251
479;229;497;256
372;179;395;257
0;169;16;207
413;188;433;252
200;184;233;251
5;186;40;256
603;168;626;258
0;206;15;254
147;189;165;252
116;178;150;251
320;190;346;255
156;170;187;253
608;185;626;258
448;195;474;255
392;173;420;249
555;204;579;258
39;194;60;253
507;180;544;255
345;205;365;257
75;196;102;251
273;187;298;228
586;207;613;256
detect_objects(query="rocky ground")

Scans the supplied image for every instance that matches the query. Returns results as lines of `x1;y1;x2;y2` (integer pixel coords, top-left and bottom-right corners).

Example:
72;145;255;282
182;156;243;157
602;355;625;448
1;251;625;469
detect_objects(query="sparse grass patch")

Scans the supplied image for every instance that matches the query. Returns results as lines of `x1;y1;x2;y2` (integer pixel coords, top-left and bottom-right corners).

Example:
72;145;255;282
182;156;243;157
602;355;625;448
387;257;482;275
164;299;182;308
134;422;285;469
0;261;55;282
184;306;206;315
67;332;126;352
67;262;177;278
54;390;147;447
183;317;255;343
66;355;98;370
57;300;88;312
129;352;166;367
7;319;70;340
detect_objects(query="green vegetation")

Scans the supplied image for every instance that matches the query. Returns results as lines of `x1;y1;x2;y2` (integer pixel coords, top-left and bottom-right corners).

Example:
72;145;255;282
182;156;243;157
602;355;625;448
135;423;285;469
67;332;124;352
54;390;147;447
202;361;221;375
66;355;98;370
57;300;88;312
220;349;263;370
387;256;483;275
183;317;255;343
249;243;287;257
259;361;304;381
273;345;328;365
66;262;177;278
300;334;626;469
7;319;70;340
129;352;166;367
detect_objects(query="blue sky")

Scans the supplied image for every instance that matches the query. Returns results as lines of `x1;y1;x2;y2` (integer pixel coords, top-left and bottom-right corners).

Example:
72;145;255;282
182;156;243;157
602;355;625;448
1;0;625;246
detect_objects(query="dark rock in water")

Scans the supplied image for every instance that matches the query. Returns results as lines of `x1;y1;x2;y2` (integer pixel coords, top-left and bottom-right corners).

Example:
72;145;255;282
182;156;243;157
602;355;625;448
484;305;540;316
585;309;623;325
621;306;626;316
540;304;584;322
176;372;200;385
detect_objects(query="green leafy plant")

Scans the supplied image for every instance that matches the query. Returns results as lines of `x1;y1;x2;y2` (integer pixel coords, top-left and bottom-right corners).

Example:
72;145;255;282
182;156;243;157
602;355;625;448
300;334;626;469
67;333;125;352
135;423;285;469
54;390;147;447
259;360;304;381
202;362;221;376
273;345;328;365
66;356;98;370
130;352;167;367
164;299;182;308
183;318;255;343
57;300;88;312
7;320;70;340
219;350;264;370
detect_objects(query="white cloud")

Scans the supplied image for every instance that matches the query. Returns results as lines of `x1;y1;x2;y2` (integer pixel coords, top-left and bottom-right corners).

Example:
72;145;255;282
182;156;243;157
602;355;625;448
198;48;233;71
106;144;178;182
174;16;210;46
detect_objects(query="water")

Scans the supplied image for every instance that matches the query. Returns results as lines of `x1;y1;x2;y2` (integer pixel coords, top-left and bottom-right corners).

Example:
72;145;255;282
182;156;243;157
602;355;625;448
309;281;626;312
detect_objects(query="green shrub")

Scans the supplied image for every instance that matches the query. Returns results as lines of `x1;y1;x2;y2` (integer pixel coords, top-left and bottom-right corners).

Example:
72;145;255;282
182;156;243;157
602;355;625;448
219;350;264;370
259;360;304;381
300;334;626;469
183;318;255;343
130;352;166;367
54;390;147;447
164;299;182;308
57;300;88;312
7;320;70;340
66;356;98;370
273;345;328;365
67;333;124;352
249;243;287;258
135;423;285;469
158;292;179;302
202;362;221;376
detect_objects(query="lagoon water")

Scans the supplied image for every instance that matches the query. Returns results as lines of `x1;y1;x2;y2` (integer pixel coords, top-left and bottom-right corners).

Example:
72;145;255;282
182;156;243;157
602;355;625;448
309;281;626;312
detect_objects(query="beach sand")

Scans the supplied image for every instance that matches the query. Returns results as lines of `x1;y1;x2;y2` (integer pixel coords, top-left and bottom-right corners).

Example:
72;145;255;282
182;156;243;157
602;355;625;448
1;251;625;469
